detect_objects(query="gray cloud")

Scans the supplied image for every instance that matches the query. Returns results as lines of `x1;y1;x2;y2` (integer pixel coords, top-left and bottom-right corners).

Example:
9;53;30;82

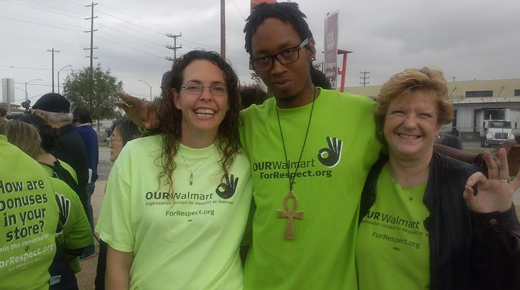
1;0;518;105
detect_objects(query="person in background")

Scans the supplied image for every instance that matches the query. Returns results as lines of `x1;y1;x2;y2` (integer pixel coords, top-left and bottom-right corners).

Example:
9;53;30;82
95;116;141;290
0;107;7;124
107;117;142;162
0;132;59;290
310;65;332;89
435;132;462;150
357;67;520;290
32;93;90;222
72;107;99;260
15;113;80;194
239;85;269;109
15;113;91;284
0;121;83;289
96;50;252;289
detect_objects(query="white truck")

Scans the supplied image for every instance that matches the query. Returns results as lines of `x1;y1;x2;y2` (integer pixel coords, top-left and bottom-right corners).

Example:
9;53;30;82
480;120;517;147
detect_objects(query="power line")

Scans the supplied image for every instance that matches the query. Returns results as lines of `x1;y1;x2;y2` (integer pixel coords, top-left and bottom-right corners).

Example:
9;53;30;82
55;0;85;8
229;0;247;21
2;0;85;20
96;23;167;49
96;36;165;59
96;9;167;37
0;14;83;32
0;64;51;71
95;5;248;56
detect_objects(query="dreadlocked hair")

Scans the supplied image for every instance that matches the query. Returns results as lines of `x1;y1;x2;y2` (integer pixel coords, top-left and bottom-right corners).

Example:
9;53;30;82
157;50;242;193
244;2;314;59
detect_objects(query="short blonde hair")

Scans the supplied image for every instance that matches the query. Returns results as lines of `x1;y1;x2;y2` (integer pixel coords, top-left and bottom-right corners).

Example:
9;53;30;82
0;121;42;160
375;67;453;134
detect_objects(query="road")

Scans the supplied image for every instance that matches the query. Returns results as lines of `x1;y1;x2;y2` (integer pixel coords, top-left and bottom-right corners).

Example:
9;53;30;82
76;146;112;289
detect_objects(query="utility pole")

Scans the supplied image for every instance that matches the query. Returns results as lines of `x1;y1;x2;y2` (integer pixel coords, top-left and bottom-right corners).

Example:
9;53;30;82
359;71;370;86
166;33;182;62
84;2;98;111
220;0;226;59
47;48;60;93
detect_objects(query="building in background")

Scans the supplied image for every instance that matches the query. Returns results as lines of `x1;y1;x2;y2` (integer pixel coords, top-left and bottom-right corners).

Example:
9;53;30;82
347;78;520;141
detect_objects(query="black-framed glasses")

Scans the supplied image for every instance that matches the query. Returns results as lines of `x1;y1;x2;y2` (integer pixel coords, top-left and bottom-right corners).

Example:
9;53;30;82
250;38;310;72
181;83;228;96
107;136;123;143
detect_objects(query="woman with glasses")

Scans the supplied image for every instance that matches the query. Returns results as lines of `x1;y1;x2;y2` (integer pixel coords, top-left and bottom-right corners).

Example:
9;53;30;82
96;117;141;290
96;50;252;290
107;117;141;162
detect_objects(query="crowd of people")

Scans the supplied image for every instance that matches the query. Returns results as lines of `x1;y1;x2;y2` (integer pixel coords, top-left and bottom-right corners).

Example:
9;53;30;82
1;2;520;290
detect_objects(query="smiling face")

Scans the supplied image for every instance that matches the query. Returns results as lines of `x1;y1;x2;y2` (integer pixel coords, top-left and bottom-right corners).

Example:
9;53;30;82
384;91;441;162
251;18;315;107
173;60;229;144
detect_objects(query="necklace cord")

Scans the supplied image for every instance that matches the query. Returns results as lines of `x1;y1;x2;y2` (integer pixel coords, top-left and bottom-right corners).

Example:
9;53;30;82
179;148;214;185
275;88;317;192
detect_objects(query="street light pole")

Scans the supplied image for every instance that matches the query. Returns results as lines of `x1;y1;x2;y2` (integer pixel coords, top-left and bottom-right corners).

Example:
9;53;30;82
138;80;152;101
57;65;72;94
24;79;42;101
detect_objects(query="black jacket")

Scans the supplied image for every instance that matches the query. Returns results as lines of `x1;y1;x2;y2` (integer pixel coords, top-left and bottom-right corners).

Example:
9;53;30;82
51;124;89;217
359;151;520;290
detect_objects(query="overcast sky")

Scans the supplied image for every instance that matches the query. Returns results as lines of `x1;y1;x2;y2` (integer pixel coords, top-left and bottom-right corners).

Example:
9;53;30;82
1;0;519;106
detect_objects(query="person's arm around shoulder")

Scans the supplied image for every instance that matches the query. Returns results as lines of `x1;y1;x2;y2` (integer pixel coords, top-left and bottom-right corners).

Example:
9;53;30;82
106;246;133;290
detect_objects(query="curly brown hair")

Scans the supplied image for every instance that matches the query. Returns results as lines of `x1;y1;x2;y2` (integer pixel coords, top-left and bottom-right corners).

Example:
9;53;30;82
375;67;453;143
157;50;242;192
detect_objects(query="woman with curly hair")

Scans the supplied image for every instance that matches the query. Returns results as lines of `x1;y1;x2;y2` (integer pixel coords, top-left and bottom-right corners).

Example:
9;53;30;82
96;50;252;290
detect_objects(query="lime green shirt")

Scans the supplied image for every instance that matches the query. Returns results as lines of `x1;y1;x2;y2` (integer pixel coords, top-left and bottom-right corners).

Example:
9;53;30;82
240;89;381;290
96;135;252;290
356;165;430;290
50;177;93;249
41;159;78;184
0;135;59;290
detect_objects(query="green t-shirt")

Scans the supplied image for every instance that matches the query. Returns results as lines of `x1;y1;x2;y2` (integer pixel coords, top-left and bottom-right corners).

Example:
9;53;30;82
0;135;60;290
356;165;430;290
50;177;93;275
96;135;252;290
41;159;78;184
240;89;381;290
50;177;91;249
